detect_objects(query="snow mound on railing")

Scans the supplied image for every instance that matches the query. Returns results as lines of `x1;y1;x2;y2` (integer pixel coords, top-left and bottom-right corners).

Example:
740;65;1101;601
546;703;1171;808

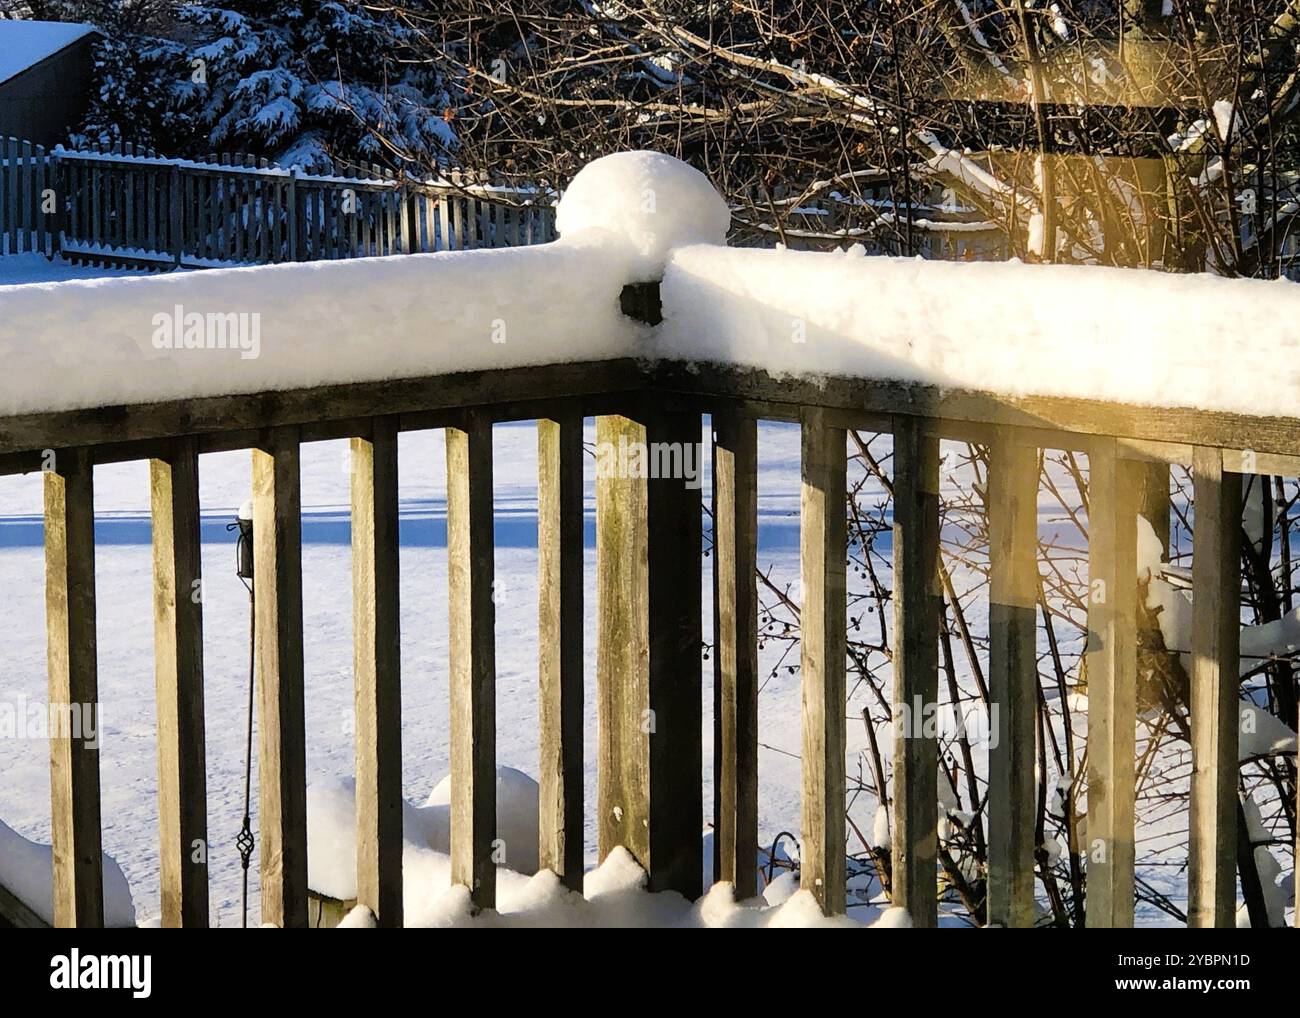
0;235;642;418
555;150;730;281
657;243;1300;420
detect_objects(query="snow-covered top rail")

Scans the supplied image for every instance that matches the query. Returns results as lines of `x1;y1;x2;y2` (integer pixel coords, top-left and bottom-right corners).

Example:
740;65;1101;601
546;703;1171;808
657;245;1300;421
1;150;1298;426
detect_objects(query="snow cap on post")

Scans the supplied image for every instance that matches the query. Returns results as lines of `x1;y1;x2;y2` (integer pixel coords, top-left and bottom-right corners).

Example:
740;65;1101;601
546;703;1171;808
555;151;730;281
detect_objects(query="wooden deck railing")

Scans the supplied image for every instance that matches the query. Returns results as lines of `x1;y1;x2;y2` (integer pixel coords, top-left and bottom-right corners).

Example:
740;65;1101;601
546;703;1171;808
2;313;1297;927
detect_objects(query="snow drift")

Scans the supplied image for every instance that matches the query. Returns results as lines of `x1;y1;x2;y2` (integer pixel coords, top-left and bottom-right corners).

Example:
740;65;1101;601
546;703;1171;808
0;817;136;927
555;150;731;280
303;773;895;928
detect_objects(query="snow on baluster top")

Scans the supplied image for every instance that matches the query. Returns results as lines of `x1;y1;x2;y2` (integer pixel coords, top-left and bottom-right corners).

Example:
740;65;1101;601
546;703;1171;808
555;151;731;281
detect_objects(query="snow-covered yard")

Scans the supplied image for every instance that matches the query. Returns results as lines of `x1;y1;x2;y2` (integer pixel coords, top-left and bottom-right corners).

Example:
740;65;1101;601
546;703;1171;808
0;253;150;286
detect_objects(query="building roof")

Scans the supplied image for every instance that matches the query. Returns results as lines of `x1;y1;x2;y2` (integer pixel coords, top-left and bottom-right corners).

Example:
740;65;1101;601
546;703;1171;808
0;20;99;87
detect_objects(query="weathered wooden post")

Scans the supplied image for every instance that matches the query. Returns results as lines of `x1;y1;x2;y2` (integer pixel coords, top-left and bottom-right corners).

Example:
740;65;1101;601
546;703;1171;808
45;447;104;928
890;415;940;927
1084;439;1139;928
150;437;209;928
169;162;182;268
1187;447;1241;928
351;418;403;926
447;411;497;910
538;410;585;891
596;397;703;899
711;409;759;896
799;407;847;915
252;427;309;928
986;432;1039;927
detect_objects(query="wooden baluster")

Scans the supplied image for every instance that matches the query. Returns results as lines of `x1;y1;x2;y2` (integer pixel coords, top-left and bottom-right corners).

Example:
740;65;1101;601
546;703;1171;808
596;405;703;898
986;431;1039;927
150;437;208;927
890;415;940;927
447;412;497;910
5;137;17;255
712;409;759;896
252;428;308;928
1084;438;1139;928
45;447;104;927
352;419;403;926
799;407;846;914
537;412;584;890
1187;446;1241;928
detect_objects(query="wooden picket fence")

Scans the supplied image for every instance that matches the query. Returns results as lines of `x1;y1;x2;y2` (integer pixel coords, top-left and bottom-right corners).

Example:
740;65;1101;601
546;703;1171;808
0;136;557;269
0;136;56;257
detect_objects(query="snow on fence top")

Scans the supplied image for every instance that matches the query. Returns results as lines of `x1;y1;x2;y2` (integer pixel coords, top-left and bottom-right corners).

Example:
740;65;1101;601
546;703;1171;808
1;149;1298;420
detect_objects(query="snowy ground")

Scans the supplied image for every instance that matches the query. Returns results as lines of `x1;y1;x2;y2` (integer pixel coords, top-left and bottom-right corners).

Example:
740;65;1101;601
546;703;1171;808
0;253;151;286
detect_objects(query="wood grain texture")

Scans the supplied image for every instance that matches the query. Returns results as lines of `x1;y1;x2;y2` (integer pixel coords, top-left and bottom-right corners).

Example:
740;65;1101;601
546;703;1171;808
799;408;847;915
595;407;703;898
1084;439;1139;928
890;415;940;927
45;447;104;928
644;408;703;899
447;412;497;910
0;359;646;464
252;428;308;928
986;431;1039;928
150;437;208;928
596;413;651;869
351;419;403;927
653;361;1300;459
538;413;584;890
711;410;759;896
6;359;1298;474
1187;446;1241;928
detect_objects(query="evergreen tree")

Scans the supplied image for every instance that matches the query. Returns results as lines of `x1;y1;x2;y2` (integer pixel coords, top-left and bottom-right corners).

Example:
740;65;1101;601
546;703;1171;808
78;1;460;171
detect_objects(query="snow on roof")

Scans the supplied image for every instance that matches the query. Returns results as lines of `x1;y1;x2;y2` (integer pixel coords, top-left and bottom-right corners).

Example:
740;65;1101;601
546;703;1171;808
0;20;99;87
